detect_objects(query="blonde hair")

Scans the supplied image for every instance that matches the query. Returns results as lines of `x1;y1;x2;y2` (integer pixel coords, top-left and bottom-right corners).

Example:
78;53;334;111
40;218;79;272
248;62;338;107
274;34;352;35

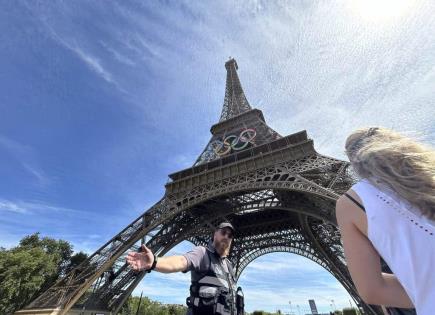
345;127;435;220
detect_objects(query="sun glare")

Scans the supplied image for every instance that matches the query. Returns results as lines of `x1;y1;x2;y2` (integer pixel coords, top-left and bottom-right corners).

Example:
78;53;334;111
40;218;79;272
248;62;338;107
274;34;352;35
351;0;414;21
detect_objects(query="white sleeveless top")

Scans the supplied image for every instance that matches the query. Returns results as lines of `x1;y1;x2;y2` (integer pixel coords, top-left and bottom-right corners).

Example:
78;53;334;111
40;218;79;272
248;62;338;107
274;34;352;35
352;179;435;315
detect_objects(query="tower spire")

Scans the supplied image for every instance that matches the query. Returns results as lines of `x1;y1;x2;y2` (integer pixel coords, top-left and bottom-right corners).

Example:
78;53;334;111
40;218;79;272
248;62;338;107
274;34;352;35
219;58;252;122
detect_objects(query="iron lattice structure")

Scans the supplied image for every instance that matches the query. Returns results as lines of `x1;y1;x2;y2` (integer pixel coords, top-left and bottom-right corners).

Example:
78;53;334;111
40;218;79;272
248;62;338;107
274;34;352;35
16;59;383;315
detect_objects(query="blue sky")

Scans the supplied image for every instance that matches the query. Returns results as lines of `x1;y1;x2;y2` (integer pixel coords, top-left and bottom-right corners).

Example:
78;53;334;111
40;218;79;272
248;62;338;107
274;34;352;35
1;0;434;313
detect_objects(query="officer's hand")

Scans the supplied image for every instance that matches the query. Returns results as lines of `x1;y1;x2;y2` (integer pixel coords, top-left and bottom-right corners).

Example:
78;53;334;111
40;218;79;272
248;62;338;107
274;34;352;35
126;245;154;271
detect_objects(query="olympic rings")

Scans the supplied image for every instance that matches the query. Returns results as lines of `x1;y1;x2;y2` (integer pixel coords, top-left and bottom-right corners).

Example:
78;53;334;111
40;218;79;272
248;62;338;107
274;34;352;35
208;128;257;157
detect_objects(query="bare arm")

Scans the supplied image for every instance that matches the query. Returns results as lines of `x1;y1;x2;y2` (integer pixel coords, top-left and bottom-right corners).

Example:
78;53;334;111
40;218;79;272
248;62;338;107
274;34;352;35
126;245;188;273
155;255;188;273
336;195;414;308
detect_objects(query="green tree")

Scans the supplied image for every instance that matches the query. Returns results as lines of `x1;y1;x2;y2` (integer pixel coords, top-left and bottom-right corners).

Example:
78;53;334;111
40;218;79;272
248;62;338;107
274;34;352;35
342;307;359;315
119;296;187;315
0;233;88;315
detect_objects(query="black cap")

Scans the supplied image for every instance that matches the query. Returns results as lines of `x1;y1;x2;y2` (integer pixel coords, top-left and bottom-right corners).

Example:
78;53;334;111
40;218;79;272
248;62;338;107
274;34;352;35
217;222;235;232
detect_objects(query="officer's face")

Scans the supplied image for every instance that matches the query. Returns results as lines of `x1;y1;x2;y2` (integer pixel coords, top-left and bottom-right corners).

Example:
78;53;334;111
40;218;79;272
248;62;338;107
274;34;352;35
219;227;233;239
213;227;233;254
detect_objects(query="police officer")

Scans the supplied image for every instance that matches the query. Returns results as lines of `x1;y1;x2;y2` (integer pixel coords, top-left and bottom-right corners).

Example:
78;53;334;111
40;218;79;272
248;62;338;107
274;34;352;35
126;222;240;315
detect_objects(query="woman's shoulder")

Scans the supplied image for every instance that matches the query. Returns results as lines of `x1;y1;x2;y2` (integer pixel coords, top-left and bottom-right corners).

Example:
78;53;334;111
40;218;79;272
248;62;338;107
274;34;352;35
336;183;369;236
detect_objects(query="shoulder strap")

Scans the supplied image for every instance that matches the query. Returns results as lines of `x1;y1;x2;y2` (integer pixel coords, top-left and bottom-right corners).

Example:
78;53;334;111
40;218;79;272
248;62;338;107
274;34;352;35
205;248;212;271
344;193;365;212
225;259;234;275
224;259;236;284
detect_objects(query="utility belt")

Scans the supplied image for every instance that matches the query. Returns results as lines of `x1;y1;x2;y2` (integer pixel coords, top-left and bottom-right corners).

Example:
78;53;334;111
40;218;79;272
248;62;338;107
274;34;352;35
187;283;234;315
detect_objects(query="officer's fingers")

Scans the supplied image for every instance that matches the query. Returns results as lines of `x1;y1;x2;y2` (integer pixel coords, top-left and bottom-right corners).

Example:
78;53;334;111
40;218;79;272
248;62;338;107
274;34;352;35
127;252;138;259
126;256;134;264
126;254;140;264
126;259;134;268
141;244;151;253
126;258;136;266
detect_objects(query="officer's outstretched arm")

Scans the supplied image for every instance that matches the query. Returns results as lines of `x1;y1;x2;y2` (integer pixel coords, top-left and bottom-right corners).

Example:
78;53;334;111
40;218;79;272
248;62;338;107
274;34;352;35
126;245;188;273
155;255;188;273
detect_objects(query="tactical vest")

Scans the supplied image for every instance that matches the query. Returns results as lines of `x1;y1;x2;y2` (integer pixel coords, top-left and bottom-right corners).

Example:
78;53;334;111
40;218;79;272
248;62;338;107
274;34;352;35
188;245;237;315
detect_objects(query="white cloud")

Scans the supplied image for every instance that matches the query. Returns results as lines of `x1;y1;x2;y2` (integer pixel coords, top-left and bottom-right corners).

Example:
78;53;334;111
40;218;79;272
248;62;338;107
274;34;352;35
100;41;136;67
31;13;127;93
0;135;50;186
71;45;114;84
45;27;114;84
0;200;28;214
0;198;85;215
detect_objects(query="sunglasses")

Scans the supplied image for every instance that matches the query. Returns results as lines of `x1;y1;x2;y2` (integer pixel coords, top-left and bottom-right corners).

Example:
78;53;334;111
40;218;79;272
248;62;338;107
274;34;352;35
219;229;233;239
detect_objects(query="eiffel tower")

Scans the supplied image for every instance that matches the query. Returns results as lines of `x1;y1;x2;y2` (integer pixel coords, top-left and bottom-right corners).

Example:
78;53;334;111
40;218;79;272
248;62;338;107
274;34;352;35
16;59;382;315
